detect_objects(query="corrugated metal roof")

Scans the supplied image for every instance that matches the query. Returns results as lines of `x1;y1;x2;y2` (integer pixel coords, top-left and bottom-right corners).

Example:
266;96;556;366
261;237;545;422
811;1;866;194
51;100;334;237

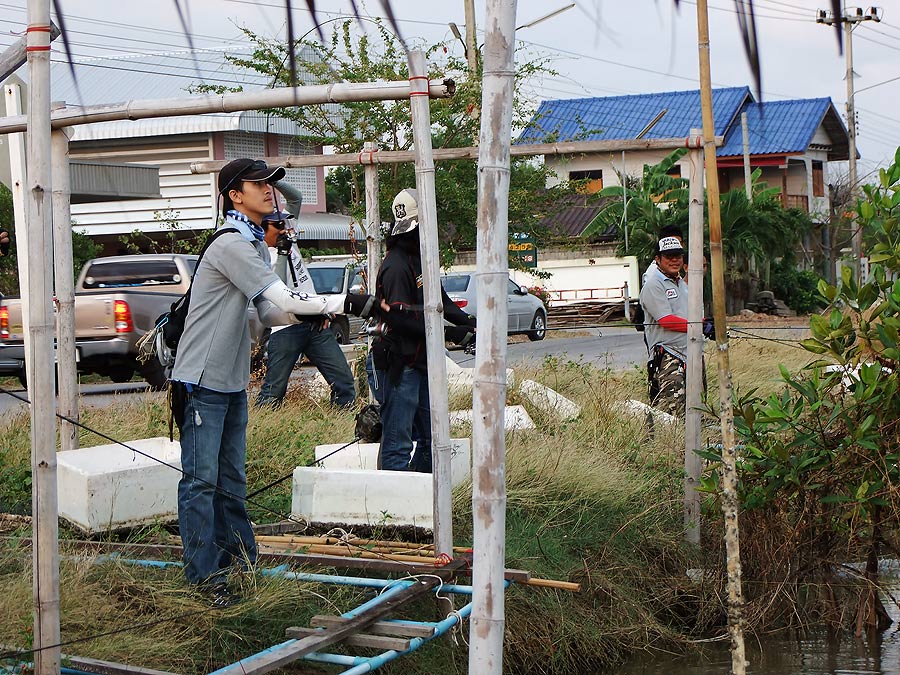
517;87;750;145
32;46;332;139
718;98;847;158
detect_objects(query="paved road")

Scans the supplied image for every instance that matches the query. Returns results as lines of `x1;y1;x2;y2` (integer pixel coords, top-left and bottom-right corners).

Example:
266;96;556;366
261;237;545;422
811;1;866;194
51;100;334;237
0;329;650;420
450;326;648;371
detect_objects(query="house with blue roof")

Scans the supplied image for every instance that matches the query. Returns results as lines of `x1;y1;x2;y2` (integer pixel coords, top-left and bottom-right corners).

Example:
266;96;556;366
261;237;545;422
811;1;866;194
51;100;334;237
518;86;851;224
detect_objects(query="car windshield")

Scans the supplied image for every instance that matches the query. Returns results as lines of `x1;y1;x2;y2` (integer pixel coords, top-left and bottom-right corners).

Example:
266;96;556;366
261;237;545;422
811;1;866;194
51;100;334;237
442;275;470;293
81;260;184;289
309;267;345;294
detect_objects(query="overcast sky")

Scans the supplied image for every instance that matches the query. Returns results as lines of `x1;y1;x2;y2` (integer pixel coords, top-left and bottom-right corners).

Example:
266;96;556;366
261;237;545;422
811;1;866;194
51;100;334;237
3;0;899;180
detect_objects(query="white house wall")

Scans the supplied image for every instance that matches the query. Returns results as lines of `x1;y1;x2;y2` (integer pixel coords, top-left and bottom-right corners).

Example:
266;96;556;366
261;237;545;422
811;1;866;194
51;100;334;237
70;135;216;237
545;149;690;189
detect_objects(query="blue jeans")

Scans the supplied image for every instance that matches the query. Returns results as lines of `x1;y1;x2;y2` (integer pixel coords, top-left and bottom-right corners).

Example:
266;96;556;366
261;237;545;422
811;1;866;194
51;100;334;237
379;365;432;472
178;387;256;586
366;351;386;406
256;321;356;408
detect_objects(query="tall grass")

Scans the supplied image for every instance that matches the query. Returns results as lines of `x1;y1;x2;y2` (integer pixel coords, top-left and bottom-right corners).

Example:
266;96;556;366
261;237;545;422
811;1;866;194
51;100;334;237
0;334;818;673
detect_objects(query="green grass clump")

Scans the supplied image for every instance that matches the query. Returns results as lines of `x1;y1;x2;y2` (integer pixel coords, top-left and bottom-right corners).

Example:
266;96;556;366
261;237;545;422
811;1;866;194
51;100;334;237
0;337;816;674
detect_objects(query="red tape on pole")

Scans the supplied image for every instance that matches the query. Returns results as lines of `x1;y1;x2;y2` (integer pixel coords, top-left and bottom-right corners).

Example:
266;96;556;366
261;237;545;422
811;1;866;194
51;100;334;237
409;75;430;97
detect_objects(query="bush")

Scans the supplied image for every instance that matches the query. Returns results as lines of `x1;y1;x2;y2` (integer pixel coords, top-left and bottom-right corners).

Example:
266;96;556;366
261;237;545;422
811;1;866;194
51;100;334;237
769;261;825;314
528;285;551;310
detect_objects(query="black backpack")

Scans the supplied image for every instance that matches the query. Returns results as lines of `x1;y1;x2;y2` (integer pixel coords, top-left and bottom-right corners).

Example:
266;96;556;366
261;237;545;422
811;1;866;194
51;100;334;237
158;227;238;351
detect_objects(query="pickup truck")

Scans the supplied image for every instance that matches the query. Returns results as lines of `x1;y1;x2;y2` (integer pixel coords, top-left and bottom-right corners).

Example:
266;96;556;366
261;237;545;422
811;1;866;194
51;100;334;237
0;254;264;389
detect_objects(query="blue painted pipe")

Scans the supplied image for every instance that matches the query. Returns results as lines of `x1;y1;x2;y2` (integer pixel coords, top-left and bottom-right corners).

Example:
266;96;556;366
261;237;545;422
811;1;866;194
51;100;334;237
257;568;474;595
342;581;414;618
333;580;512;675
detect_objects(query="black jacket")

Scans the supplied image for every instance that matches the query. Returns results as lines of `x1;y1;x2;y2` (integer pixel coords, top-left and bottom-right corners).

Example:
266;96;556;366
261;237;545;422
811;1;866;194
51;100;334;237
375;245;475;372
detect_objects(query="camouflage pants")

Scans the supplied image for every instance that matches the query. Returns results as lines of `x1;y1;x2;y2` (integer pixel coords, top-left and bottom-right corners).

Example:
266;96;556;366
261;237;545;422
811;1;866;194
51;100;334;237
648;347;686;417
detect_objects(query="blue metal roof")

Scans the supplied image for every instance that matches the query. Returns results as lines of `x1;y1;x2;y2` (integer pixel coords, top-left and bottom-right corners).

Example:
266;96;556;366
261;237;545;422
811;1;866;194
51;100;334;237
517;86;751;145
718;98;834;157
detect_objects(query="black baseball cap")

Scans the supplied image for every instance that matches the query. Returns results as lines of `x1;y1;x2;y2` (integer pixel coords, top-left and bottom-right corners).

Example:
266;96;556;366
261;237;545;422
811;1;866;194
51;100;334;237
218;158;285;196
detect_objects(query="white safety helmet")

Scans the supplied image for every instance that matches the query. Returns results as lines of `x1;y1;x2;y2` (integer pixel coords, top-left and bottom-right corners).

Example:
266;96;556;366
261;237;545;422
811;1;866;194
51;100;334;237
391;188;419;236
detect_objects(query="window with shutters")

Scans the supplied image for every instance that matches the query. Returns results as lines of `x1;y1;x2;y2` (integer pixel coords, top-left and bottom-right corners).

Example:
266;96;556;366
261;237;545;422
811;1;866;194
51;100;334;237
812;161;824;197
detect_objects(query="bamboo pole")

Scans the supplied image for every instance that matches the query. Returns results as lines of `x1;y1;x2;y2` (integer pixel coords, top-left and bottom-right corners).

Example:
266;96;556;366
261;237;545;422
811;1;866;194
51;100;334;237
695;2;747;673
26;1;60;673
4;83;30;390
407;50;454;563
741;112;752;201
51;124;78;452
685;129;704;546
469;1;517;672
363;141;383;292
0;79;456;135
189;136;725;173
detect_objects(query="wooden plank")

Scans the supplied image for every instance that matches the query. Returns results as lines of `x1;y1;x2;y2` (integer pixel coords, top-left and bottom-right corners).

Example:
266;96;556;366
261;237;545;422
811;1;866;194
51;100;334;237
284;627;411;652
0;646;179;675
308;615;436;639
213;578;441;675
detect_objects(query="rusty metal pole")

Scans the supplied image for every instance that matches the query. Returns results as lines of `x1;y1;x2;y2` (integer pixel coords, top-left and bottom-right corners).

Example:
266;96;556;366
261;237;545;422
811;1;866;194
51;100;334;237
407;50;454;561
26;0;61;673
52;123;79;451
469;1;517;672
685;129;704;546
696;1;747;673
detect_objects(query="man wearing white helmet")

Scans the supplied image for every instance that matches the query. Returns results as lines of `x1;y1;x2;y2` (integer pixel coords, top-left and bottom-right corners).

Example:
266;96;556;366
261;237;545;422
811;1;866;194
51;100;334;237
373;188;476;472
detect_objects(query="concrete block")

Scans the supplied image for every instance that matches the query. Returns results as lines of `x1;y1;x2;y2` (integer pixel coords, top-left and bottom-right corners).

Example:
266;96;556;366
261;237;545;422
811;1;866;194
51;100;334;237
615;399;678;427
292;468;435;528
313;438;471;487
519;379;581;421
447;355;515;390
57;436;181;534
449;405;535;431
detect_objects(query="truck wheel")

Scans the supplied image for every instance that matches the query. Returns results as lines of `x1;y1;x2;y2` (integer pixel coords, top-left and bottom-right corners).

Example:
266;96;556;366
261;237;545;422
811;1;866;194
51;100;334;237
330;317;351;345
138;359;168;391
109;366;134;384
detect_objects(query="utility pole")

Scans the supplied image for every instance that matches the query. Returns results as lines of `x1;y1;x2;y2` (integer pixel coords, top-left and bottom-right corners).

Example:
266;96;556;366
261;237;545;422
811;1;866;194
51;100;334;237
816;5;882;278
464;0;478;75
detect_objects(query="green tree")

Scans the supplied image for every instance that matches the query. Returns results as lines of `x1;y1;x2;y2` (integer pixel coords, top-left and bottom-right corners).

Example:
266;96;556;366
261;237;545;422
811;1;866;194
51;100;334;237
708;148;900;633
206;21;572;255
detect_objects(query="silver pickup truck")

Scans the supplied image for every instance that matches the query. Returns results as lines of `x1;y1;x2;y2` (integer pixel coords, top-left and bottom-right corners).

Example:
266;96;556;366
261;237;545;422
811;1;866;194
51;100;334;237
0;253;263;389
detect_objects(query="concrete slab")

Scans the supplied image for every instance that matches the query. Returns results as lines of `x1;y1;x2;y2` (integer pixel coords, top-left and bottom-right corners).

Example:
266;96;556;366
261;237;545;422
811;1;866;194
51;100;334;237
313;438;471;487
448;405;535;431
615;398;678;427
292;467;436;528
447;355;515;390
57;436;181;534
519;379;581;421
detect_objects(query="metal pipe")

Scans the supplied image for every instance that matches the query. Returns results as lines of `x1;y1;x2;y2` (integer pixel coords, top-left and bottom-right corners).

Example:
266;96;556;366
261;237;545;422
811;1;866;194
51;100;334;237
469;2;517;673
0;79;456;135
51;124;78;451
26;2;60;673
407;50;454;564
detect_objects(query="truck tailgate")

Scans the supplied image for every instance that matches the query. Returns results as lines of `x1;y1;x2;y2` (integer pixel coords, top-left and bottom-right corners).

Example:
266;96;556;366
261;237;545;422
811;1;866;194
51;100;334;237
4;295;120;341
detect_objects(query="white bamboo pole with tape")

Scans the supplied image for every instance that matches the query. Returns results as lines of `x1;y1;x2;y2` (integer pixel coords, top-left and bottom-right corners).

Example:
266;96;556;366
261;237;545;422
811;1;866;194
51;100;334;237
26;1;60;673
52;124;78;452
363;141;383;291
407;50;453;560
469;1;517;672
685;129;704;545
695;1;747;672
